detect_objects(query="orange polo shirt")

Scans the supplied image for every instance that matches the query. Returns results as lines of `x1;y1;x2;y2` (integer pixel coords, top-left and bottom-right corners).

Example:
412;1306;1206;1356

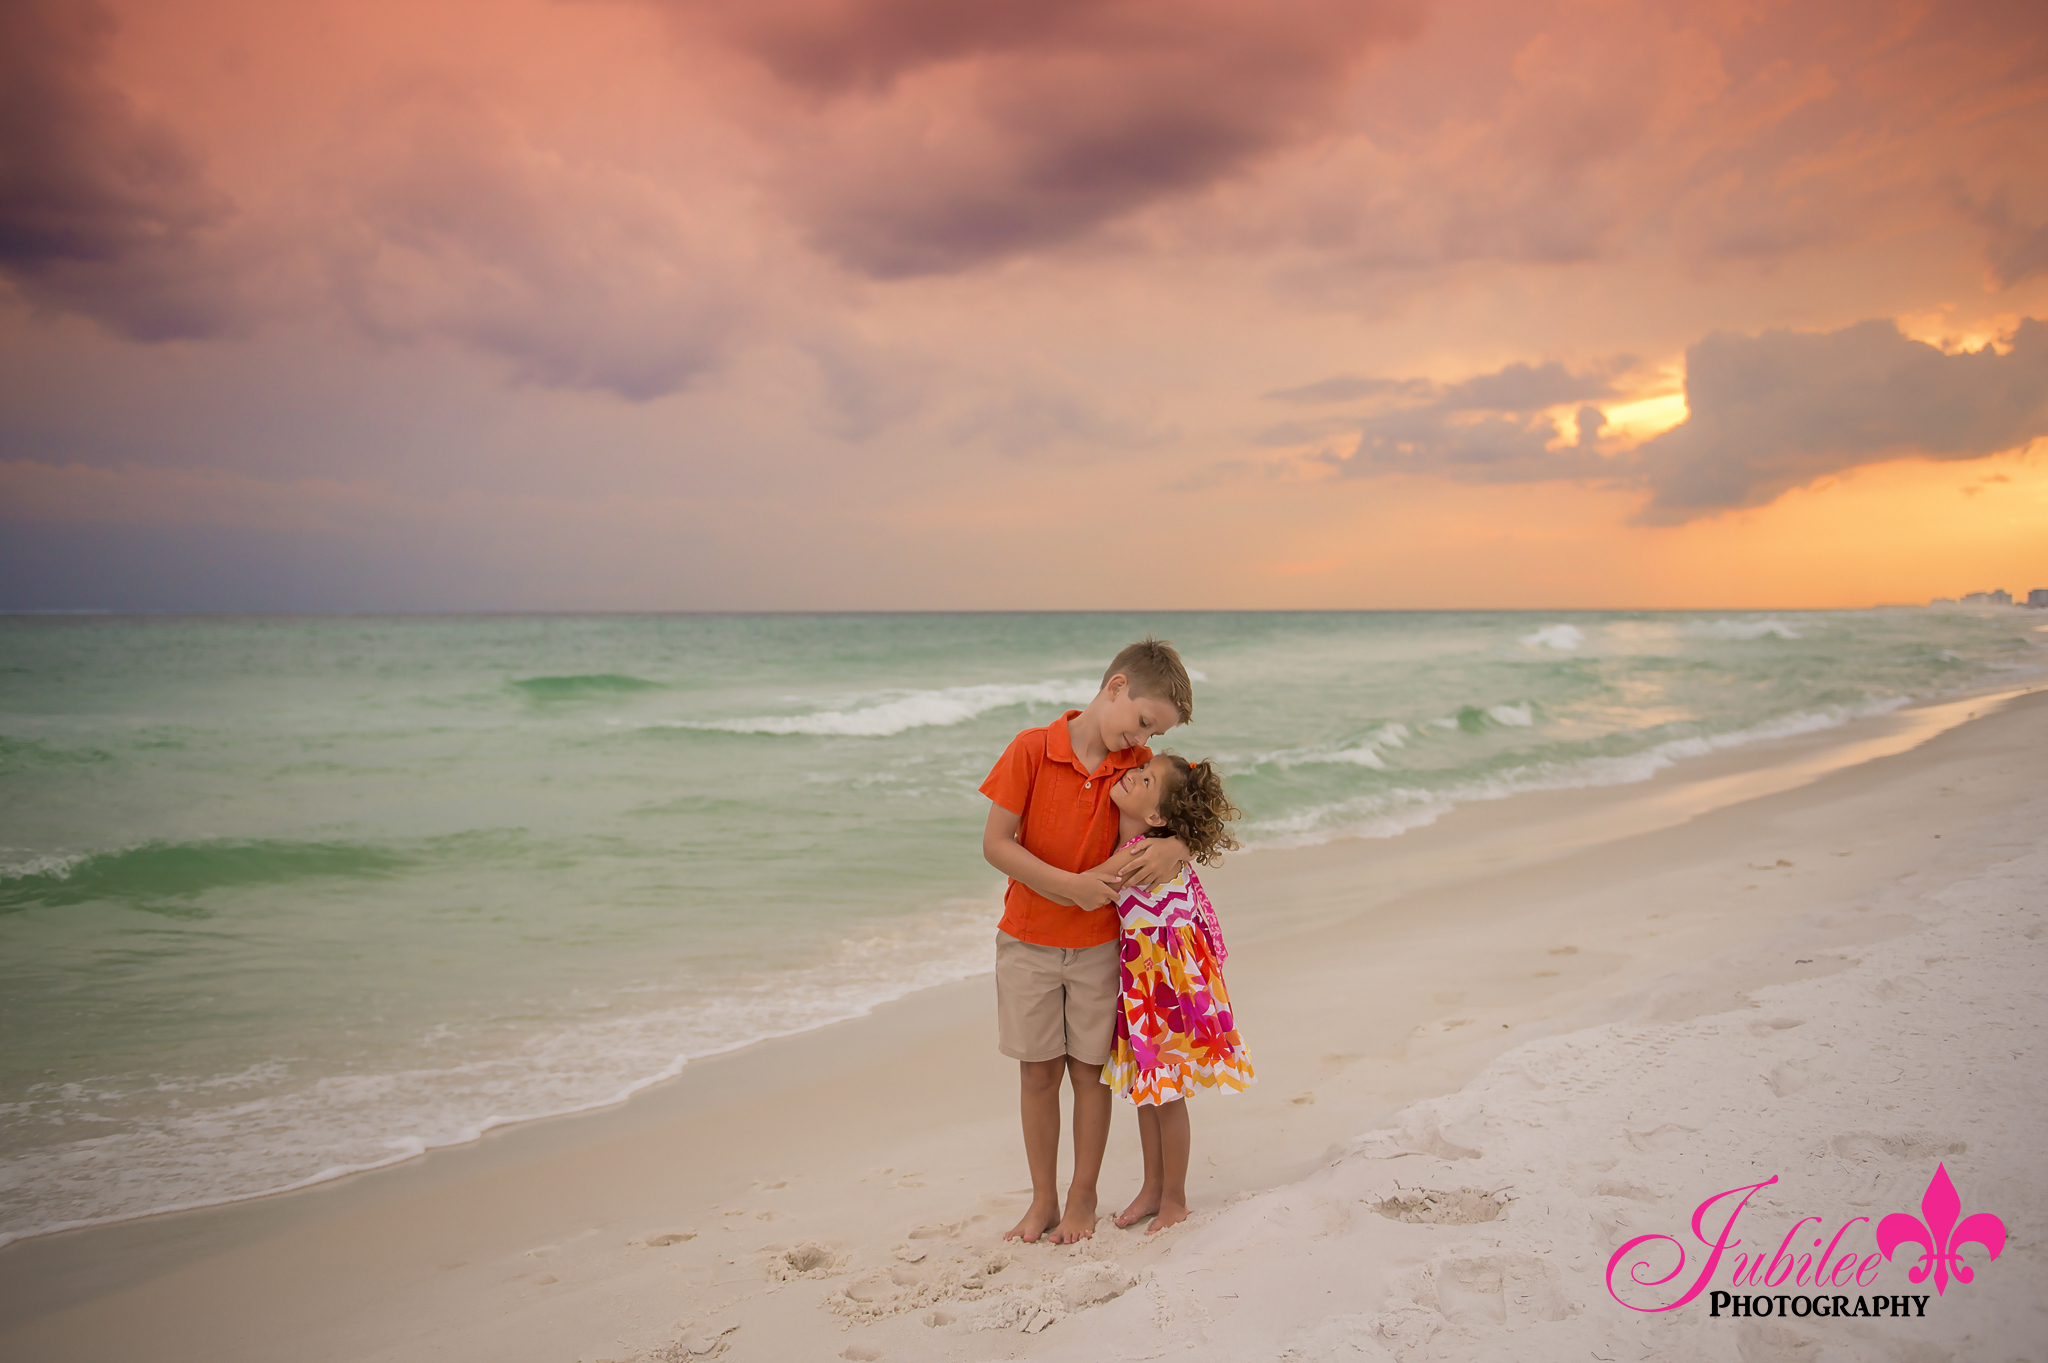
980;710;1152;949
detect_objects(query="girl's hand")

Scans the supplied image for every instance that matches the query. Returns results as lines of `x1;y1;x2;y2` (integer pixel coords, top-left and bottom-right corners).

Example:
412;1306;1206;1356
1067;867;1123;910
1114;836;1190;891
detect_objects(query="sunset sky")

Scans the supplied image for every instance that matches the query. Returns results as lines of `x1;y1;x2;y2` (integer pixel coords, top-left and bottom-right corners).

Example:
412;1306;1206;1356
2;0;2045;610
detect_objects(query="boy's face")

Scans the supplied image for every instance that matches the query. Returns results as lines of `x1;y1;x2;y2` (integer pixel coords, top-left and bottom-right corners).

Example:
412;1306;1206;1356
1110;755;1172;827
1097;674;1177;754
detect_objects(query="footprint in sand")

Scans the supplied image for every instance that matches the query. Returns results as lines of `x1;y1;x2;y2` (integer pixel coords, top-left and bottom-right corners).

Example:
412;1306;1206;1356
1593;1179;1660;1203
1830;1131;1968;1163
1766;1059;1831;1098
1624;1122;1698;1153
907;1217;977;1239
638;1231;696;1247
1371;1188;1507;1225
766;1242;846;1280
667;1322;739;1357
1431;1252;1568;1328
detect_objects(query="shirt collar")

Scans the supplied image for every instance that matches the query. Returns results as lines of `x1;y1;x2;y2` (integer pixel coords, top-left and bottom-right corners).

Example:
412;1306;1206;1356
1048;710;1150;777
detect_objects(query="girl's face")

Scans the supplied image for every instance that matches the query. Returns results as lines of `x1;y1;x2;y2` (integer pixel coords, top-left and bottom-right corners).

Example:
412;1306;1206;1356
1111;755;1173;828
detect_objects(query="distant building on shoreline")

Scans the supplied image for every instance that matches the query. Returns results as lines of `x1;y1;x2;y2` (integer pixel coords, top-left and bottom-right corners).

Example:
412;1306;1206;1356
1931;589;2045;607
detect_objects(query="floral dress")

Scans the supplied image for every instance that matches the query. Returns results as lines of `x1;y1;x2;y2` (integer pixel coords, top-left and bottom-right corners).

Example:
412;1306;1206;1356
1102;838;1254;1107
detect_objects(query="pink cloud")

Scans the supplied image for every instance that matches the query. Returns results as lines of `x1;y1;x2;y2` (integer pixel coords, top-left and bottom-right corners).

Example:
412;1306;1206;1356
1164;0;2047;288
325;81;753;399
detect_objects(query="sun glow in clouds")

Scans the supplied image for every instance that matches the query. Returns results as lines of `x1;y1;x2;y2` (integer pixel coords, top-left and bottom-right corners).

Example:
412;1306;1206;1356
1602;393;1690;444
0;0;2043;611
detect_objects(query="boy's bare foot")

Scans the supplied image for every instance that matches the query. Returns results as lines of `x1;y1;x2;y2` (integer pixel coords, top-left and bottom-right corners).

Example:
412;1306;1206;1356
1113;1190;1160;1229
1004;1197;1062;1243
1147;1197;1189;1235
1048;1190;1099;1244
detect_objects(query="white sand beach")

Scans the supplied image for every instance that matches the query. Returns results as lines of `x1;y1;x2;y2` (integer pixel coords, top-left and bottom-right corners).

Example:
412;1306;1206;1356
1;685;2042;1363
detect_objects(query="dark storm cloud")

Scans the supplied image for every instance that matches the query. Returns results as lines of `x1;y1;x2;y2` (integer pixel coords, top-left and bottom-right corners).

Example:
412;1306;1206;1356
1339;407;1609;484
1435;359;1631;413
1632;318;2048;523
1271;356;1625;482
691;0;1104;95
0;2;748;397
0;0;237;339
1296;322;2048;516
660;0;1424;276
1965;191;2048;290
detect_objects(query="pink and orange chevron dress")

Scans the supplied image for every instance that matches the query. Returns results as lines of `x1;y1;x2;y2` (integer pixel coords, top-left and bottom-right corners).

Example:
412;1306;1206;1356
1102;838;1255;1107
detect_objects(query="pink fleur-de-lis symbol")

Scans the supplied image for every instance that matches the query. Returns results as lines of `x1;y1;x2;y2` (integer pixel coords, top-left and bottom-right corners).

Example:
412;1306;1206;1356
1876;1164;2007;1295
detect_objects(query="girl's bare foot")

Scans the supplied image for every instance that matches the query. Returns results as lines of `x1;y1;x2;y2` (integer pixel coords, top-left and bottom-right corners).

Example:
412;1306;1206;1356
1004;1197;1061;1243
1147;1196;1189;1234
1048;1191;1098;1244
1114;1190;1160;1228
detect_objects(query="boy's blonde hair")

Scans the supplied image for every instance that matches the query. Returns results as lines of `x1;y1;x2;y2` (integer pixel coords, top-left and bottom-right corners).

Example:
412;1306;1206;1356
1103;637;1193;725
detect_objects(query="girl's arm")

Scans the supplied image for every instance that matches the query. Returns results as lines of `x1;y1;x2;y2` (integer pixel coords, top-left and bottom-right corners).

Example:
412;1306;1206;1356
1113;835;1192;891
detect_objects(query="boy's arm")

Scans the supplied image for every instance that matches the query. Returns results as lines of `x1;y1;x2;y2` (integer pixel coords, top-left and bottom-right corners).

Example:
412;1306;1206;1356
983;805;1120;910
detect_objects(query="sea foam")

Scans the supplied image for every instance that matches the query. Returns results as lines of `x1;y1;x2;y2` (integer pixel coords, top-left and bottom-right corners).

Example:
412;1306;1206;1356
1686;617;1803;641
667;679;1097;737
1521;623;1585;650
1241;699;1908;850
0;897;996;1248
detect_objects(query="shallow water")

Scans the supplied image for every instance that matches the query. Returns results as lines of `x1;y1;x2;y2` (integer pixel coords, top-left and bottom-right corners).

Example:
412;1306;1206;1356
2;608;2041;1243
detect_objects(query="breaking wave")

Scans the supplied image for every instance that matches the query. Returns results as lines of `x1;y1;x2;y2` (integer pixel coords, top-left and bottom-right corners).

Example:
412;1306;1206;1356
664;679;1097;738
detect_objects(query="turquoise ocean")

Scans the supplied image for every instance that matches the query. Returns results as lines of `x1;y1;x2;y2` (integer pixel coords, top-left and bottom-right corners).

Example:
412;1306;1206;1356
4;610;2044;1245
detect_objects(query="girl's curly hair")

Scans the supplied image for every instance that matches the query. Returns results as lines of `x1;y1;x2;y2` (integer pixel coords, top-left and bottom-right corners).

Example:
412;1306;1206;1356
1147;754;1241;866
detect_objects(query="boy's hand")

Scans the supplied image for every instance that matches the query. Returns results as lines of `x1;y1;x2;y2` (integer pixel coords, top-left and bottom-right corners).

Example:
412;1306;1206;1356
1114;836;1190;892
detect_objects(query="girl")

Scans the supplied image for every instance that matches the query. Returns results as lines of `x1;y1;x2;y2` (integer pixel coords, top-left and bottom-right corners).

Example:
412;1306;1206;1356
1102;753;1253;1233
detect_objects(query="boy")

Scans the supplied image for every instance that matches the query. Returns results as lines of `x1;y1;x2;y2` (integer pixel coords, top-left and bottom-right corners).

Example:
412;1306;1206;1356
979;638;1195;1244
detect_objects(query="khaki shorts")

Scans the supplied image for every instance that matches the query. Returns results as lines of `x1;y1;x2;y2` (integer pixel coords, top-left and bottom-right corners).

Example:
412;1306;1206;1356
994;931;1120;1065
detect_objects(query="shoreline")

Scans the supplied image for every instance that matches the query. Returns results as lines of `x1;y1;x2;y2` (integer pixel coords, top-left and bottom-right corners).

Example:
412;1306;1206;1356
0;679;2028;1254
0;681;2042;1361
